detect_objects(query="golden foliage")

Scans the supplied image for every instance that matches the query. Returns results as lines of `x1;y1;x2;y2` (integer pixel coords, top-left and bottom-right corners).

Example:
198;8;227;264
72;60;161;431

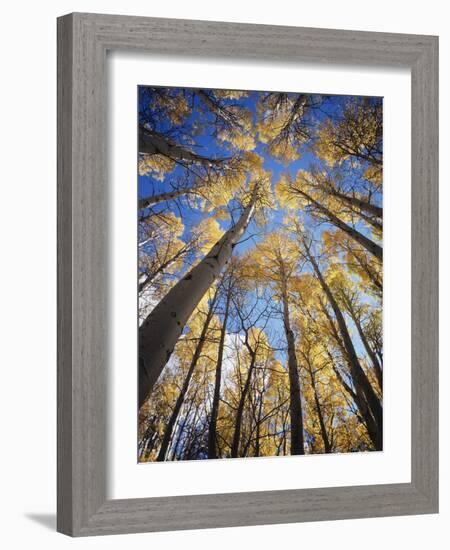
138;89;383;461
152;92;190;125
194;217;224;254
138;154;176;179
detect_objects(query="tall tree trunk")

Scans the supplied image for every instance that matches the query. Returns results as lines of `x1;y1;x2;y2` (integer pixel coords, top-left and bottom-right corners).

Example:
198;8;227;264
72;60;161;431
195;90;244;130
306;360;331;453
139;187;193;209
353;208;383;232
331;190;383;218
322;311;381;447
332;140;382;166
332;365;379;443
341;294;383;390
280;274;305;455
156;289;218;461
170;399;194;460
254;392;264;457
305;245;382;450
349;250;382;292
230;348;257;458
208;288;232;459
139;188;258;408
139;126;226;166
332;365;357;402
295;187;382;261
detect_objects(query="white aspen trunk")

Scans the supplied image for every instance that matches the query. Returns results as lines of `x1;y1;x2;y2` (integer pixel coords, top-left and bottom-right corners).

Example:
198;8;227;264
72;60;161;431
295;187;383;261
230;345;256;458
306;359;331;453
341;293;383;389
332;190;383;218
195;90;242;129
139;188;191;208
139;189;258;408
139;128;224;166
208;287;231;459
305;245;382;450
281;278;305;455
156;288;219;461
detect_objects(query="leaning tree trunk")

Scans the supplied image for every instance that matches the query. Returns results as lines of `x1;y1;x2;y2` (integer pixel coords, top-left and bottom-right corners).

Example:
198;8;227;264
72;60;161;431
139;187;194;209
305;245;383;450
341;293;383;390
195;90;243;130
352;208;383;232
208;287;232;459
139;127;226;166
349;249;383;292
156;289;218;461
322;307;381;447
280;273;305;455
296;187;382;261
331;190;383;219
139;187;258;408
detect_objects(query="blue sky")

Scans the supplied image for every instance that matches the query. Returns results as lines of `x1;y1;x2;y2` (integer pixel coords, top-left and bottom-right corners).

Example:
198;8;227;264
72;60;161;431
138;87;382;373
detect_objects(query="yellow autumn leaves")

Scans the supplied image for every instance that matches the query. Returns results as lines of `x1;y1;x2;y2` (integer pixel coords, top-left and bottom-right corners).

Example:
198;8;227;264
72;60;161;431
138;88;383;460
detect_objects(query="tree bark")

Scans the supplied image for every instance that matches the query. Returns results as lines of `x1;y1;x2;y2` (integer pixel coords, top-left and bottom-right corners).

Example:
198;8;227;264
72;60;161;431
306;359;331;453
208;287;231;459
352;208;383;232
254;391;265;457
294;187;382;261
322;309;381;447
139;126;225;166
139;187;258;408
230;346;257;458
139;188;192;209
332;365;357;402
341;293;383;390
280;274;305;455
304;245;382;450
349;250;382;292
331;190;382;218
156;289;218;461
195;89;243;130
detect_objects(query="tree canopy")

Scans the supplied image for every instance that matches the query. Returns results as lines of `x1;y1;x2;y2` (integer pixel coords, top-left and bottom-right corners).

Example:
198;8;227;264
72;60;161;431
138;87;383;461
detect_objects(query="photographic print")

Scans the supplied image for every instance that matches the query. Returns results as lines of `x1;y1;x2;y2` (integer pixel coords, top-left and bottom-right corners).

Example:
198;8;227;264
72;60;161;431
138;87;382;462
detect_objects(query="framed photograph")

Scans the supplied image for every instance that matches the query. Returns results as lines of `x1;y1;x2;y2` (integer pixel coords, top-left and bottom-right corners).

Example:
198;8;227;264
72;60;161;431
57;12;438;536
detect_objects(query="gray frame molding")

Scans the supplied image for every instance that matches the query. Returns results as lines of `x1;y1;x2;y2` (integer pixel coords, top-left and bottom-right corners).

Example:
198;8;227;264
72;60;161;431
57;12;438;537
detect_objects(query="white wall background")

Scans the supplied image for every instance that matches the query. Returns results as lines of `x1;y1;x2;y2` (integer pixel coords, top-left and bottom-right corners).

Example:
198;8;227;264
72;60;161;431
0;1;446;548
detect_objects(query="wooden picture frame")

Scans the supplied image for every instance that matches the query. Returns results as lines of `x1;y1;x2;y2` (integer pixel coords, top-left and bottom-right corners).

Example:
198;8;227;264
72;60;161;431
57;12;438;536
